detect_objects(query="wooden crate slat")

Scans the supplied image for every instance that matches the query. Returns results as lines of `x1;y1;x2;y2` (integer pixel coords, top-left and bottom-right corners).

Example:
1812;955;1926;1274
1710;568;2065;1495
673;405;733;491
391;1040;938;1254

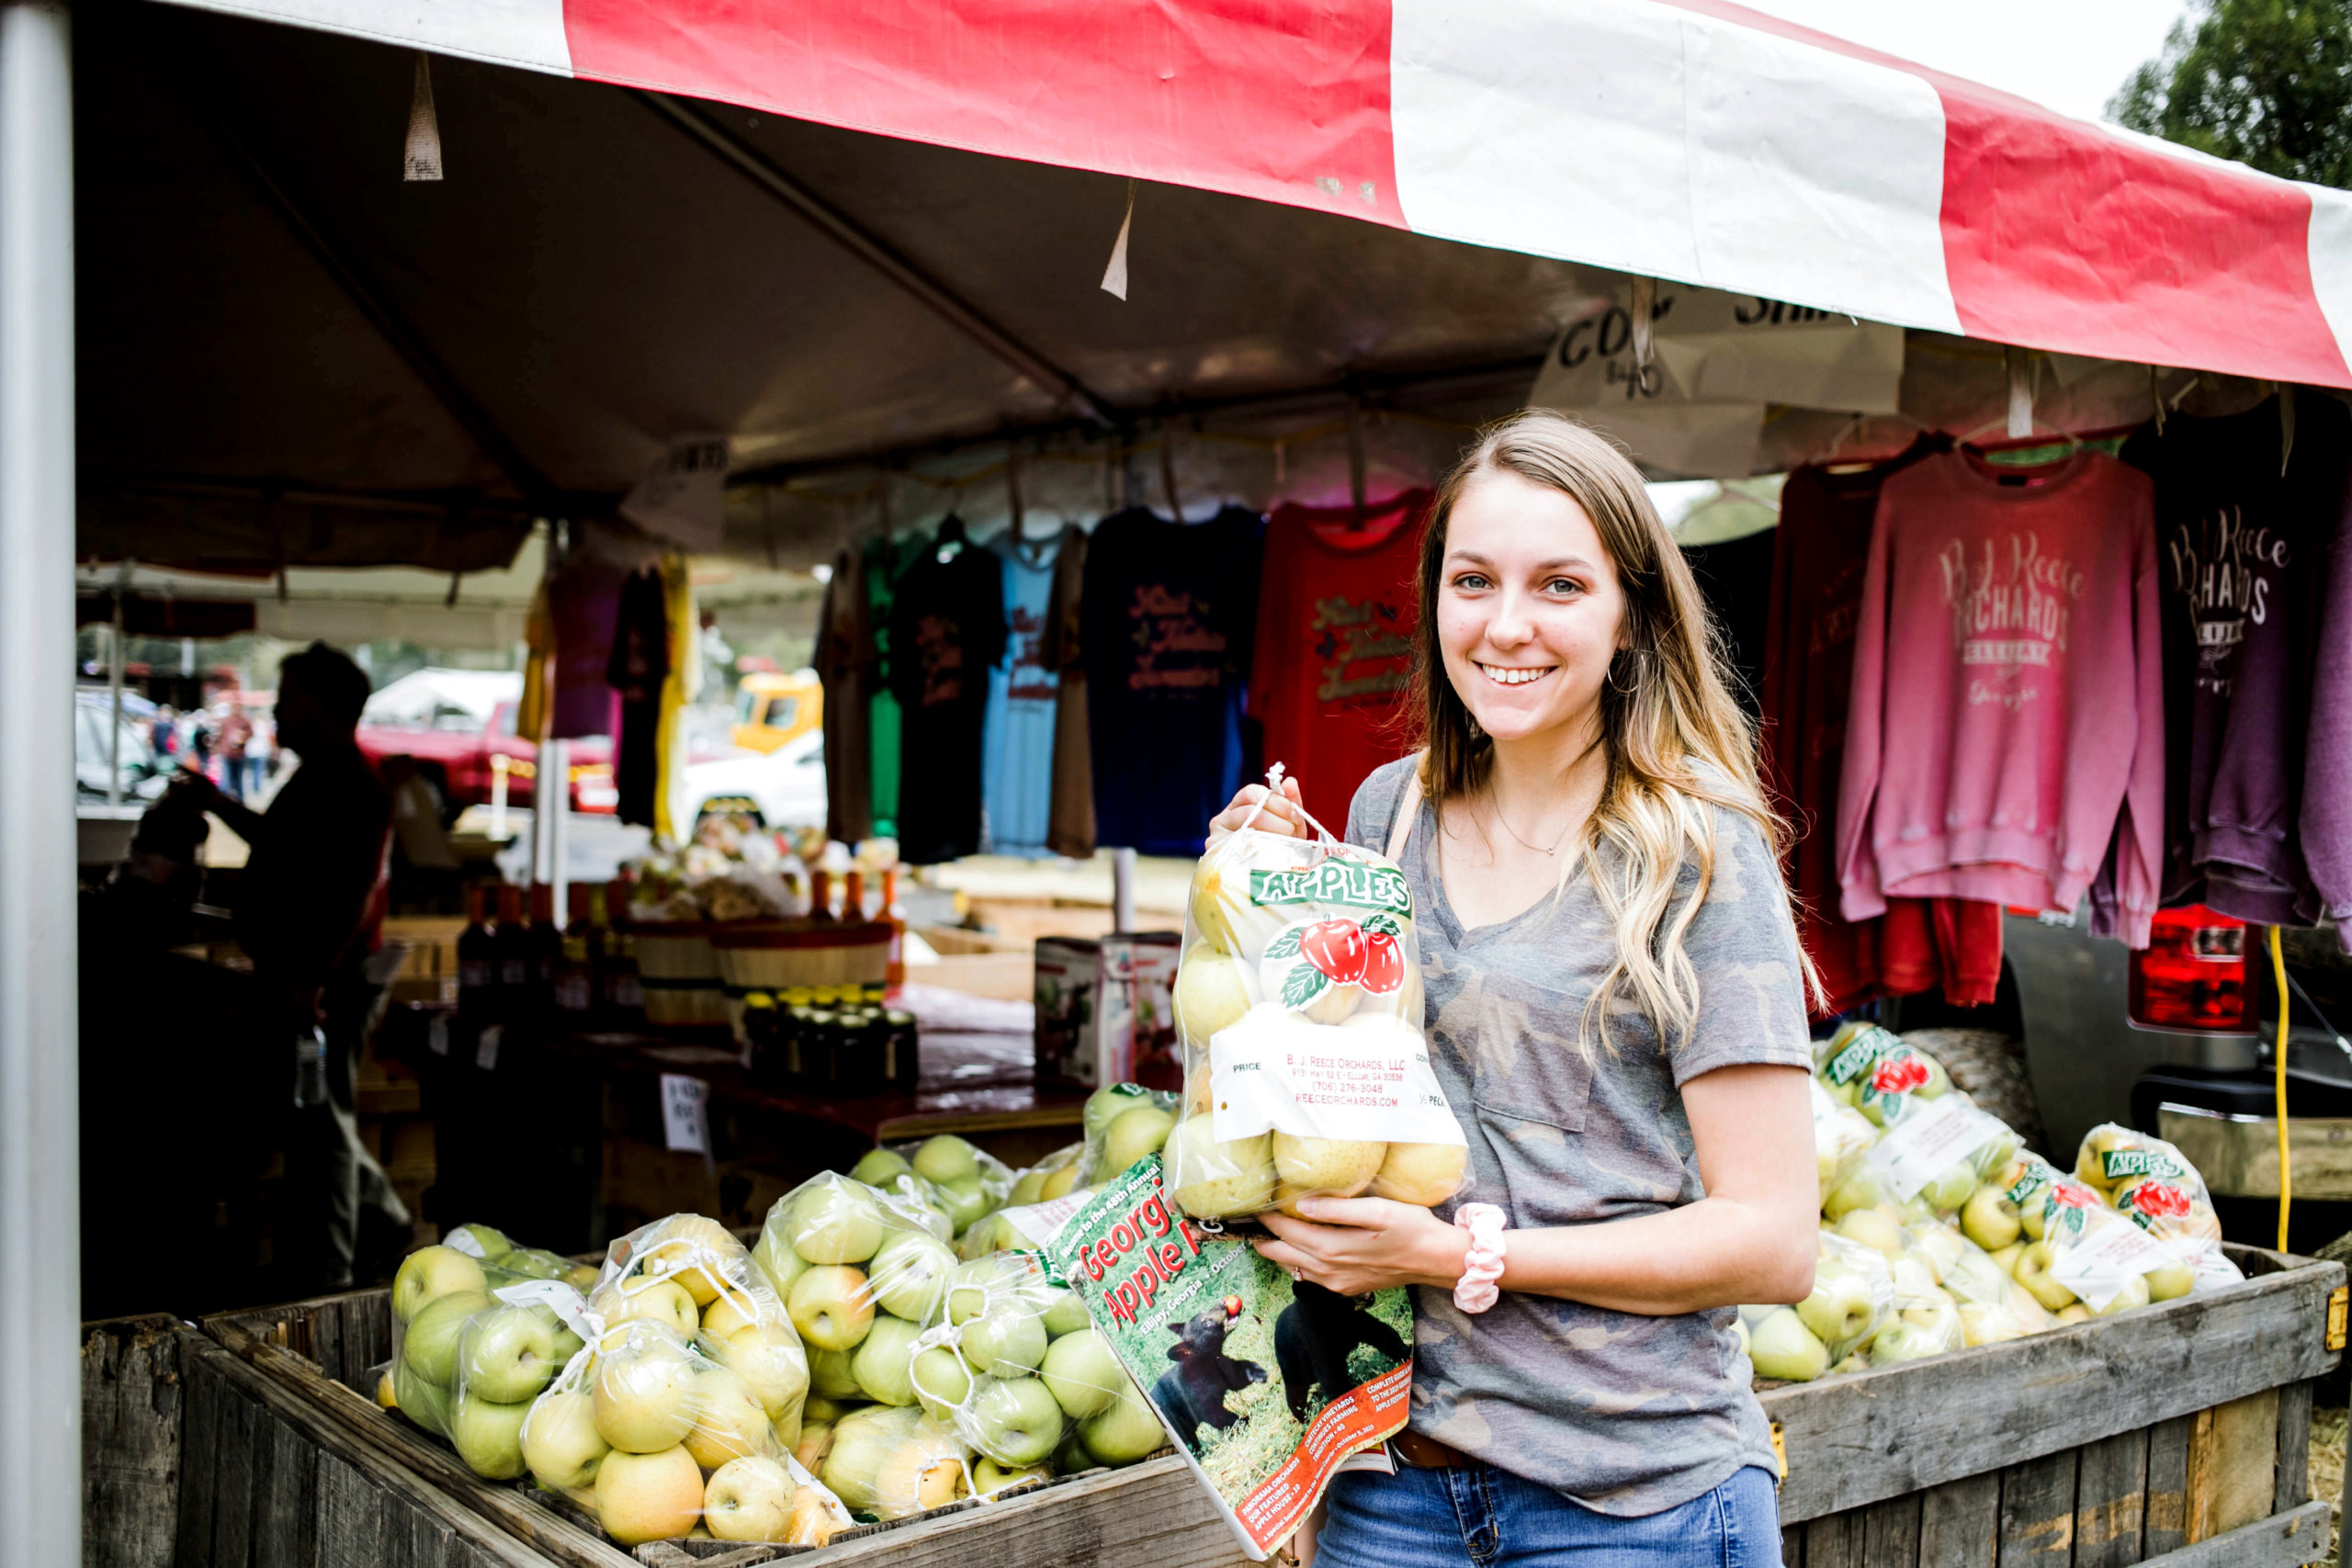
2142;1416;2194;1558
212;1377;263;1568
1767;1260;2342;1522
2185;1388;2279;1543
1917;1472;2000;1568
313;1448;391;1563
2274;1382;2313;1513
254;1413;320;1568
1996;1448;2076;1567
1860;1493;1921;1568
2133;1497;2331;1568
175;1343;224;1568
1781;1524;1806;1567
808;1453;1249;1568
82;1314;184;1568
1804;1508;1865;1568
2073;1427;2149;1568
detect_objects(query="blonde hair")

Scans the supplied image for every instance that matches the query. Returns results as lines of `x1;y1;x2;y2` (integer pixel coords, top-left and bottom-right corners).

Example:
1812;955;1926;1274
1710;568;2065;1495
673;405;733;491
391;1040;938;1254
1408;409;1815;1053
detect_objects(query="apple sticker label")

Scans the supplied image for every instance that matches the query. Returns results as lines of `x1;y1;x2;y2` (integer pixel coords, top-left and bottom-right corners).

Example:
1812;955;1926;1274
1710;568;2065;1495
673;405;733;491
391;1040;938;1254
493;1279;599;1342
1001;1193;1091;1248
1860;1096;1988;1202
2048;1219;2177;1311
446;1227;489;1258
474;1025;502;1072
661;1074;711;1155
428;1014;449;1056
1206;1009;1464;1145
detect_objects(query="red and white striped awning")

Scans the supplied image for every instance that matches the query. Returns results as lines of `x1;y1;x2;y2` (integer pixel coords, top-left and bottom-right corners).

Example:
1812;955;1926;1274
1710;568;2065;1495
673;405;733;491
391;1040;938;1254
165;0;2352;388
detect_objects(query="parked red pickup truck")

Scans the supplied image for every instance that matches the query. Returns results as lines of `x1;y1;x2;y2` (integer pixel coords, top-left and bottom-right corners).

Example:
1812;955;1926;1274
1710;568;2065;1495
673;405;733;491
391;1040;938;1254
356;669;617;818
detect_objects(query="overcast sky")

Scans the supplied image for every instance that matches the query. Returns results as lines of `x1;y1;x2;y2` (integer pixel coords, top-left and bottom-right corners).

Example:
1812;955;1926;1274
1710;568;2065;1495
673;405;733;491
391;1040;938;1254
1733;0;2192;123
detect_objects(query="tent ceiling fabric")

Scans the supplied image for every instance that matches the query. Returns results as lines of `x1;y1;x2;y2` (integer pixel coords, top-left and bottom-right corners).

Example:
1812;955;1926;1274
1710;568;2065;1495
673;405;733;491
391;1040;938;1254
166;0;2352;388
91;0;2351;575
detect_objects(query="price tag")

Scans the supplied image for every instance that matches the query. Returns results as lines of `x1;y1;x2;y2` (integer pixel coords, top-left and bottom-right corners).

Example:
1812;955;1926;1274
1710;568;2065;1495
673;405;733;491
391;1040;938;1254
428;1014;449;1057
661;1074;711;1155
1860;1096;1987;1201
1001;1193;1091;1248
475;1025;503;1072
2049;1215;2177;1310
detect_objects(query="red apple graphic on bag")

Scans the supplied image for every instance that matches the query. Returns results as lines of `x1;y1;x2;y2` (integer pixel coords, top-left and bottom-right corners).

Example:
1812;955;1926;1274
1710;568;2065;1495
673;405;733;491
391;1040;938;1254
1297;919;1368;986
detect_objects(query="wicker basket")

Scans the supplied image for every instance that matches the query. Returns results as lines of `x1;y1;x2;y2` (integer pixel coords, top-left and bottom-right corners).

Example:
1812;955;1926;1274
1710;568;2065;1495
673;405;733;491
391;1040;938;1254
631;921;730;1026
711;920;892;1040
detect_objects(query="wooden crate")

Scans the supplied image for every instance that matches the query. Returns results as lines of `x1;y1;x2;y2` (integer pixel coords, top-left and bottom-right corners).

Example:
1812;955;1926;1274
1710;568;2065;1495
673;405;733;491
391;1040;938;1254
1768;1245;2345;1567
199;1290;1247;1568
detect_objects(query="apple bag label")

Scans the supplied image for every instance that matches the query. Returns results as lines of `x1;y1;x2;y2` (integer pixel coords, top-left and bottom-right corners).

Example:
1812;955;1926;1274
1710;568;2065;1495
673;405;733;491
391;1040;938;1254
446;1226;489;1258
492;1279;600;1342
1860;1096;1988;1202
1001;1191;1092;1249
2048;1218;2177;1312
1207;1010;1463;1146
661;1073;711;1155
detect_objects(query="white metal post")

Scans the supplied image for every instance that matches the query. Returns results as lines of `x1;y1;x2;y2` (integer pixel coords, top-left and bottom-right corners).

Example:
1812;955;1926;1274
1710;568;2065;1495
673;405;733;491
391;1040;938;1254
1112;845;1136;935
545;737;570;919
0;5;80;1565
105;583;120;806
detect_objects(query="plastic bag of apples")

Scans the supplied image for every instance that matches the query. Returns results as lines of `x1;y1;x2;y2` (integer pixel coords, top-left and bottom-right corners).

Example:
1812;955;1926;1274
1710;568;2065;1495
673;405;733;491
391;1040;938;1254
1166;767;1467;1224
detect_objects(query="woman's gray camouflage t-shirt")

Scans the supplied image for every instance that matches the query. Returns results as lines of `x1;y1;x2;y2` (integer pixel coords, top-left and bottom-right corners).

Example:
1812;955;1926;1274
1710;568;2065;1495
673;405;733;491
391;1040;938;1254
1346;758;1813;1517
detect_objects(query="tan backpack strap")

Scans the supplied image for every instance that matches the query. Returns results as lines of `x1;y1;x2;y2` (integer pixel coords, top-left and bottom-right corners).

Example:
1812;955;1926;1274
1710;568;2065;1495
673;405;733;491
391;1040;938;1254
1384;755;1426;864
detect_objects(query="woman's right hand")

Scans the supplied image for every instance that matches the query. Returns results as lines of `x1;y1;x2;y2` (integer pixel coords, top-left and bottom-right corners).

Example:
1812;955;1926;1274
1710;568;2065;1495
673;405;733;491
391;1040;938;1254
1206;777;1308;850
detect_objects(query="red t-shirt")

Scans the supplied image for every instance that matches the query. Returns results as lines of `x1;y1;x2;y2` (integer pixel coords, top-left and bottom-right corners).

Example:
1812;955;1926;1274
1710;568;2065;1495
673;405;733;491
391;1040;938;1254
1249;490;1429;833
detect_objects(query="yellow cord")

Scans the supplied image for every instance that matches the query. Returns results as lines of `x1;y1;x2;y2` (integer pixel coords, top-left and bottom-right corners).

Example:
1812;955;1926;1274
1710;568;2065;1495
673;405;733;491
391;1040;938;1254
2272;926;2291;1251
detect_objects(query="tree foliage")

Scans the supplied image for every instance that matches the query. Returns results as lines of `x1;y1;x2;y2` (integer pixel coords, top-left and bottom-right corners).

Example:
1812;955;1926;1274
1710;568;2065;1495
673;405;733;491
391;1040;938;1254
2109;0;2352;189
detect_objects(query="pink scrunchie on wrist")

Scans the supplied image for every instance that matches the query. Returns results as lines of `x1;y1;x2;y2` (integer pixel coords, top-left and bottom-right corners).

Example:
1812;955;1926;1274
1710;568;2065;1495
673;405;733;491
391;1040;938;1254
1452;1203;1508;1313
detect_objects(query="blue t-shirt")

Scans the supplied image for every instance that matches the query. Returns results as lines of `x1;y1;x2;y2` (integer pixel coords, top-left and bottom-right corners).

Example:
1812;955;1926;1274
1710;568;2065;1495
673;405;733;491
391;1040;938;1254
1081;506;1261;856
982;530;1061;855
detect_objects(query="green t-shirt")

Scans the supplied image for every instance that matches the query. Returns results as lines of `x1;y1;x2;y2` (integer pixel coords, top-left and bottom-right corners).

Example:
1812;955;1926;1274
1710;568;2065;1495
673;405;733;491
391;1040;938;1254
863;529;932;839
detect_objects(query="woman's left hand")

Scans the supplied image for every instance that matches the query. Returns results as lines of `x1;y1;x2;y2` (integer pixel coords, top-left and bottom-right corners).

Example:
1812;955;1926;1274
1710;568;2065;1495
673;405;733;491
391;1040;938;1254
1253;1198;1470;1297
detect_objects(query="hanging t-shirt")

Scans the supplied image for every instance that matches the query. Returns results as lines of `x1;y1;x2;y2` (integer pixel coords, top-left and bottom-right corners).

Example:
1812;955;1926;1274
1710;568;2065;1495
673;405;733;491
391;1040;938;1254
548;550;626;740
1681;528;1776;716
981;529;1060;856
813;545;876;845
1083;505;1261;856
1837;448;2164;947
1040;523;1096;861
2120;393;2352;924
605;565;669;829
864;529;932;841
1249;490;1425;833
888;525;1007;865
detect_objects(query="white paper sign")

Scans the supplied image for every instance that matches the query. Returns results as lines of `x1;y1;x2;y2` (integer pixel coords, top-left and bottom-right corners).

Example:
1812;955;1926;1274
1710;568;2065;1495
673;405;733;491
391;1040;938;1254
2049;1217;2178;1311
620;438;730;553
1861;1097;1991;1202
474;1025;503;1071
661;1074;711;1155
1001;1193;1092;1249
1208;1008;1464;1146
492;1280;601;1342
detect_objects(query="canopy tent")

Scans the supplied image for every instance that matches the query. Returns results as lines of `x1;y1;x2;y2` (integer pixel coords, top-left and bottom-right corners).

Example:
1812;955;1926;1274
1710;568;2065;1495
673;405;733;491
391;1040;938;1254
81;0;2352;577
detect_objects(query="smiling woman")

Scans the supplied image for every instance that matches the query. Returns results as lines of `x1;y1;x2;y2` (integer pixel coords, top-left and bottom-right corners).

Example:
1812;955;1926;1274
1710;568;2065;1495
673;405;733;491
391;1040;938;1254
1208;410;1821;1567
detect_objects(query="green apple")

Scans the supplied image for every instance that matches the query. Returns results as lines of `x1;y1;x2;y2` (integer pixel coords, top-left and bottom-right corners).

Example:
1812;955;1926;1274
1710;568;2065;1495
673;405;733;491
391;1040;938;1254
785;1179;888;1266
911;1347;974;1422
2012;1242;2078;1313
1164;1115;1277;1220
703;1453;794;1542
2097;1275;2153;1316
1102;1106;1179;1178
1796;1271;1878;1349
957;1213;1023;1259
391;1353;453;1435
803;1395;849;1424
1891;1257;1941;1304
972;1456;1053;1496
869;1231;956;1321
1940;1248;2012;1308
1053;1427;1091;1475
944;1258;1001;1325
852;1147;917;1190
808;1346;863;1401
393;1246;489;1325
1083;1084;1150;1145
719;1321;809;1424
1833;1208;1907;1260
496;1247;571;1282
592;1332;702;1454
1078;1391;1165;1466
1820;1167;1888;1222
1007;1169;1049;1207
596;1279;698;1337
2145;1260;2196;1303
822;1405;922;1517
1745;1307;1829;1382
447;1223;513;1261
1989;1242;2026;1278
1905;1224;1965;1283
403;1290;492;1386
1869;1306;1959;1365
967;1375;1064;1466
913;1134;983;1187
458;1302;567;1404
1961;1184;2022;1251
522;1385;608;1493
960;1305;1048;1378
851;1314;926;1407
1039;1328;1125;1420
788;1266;876;1351
938;1175;993;1235
449;1393;532;1479
1175;947;1258;1046
752;1222;812;1299
1039;1165;1082;1201
1040;1287;1091;1338
1921;1162;1977;1213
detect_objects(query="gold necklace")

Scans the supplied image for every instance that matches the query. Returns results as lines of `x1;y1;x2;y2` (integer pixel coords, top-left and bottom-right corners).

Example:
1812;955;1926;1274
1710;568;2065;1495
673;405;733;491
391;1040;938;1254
1489;798;1575;857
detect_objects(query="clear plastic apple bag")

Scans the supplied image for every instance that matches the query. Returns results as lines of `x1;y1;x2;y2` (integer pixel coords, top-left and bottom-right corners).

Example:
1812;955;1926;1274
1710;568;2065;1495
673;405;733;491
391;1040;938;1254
1169;767;1466;1223
2070;1122;2241;1292
845;1134;1016;1241
2001;1156;2201;1317
1813;1023;2021;1220
901;1248;1159;1492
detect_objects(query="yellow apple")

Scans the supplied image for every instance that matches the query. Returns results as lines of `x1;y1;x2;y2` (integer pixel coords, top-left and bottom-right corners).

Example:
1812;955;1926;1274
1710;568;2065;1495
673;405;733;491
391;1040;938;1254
1100;1104;1178;1177
684;1365;775;1470
1271;1131;1385;1200
2012;1242;2079;1313
593;1332;702;1454
1369;1142;1467;1206
787;1266;876;1351
635;1214;749;1307
704;1455;793;1542
597;1279;699;1338
1163;1115;1276;1220
392;1246;489;1325
594;1445;704;1545
1960;1184;2022;1252
449;1393;533;1480
522;1385;609;1494
719;1321;809;1426
1174;948;1259;1045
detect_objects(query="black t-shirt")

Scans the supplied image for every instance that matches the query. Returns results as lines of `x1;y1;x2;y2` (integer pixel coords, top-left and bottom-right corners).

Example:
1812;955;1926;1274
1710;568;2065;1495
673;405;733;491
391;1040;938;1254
887;527;1008;864
1681;528;1776;716
1081;505;1262;855
2120;393;2352;922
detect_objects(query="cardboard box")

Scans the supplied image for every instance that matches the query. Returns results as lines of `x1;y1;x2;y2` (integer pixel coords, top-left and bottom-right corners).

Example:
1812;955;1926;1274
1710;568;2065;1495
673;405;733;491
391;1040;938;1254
1034;931;1181;1089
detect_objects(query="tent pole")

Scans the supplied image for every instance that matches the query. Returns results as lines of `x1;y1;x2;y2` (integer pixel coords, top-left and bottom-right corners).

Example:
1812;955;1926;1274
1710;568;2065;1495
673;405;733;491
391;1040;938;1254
1112;847;1136;936
0;6;81;1566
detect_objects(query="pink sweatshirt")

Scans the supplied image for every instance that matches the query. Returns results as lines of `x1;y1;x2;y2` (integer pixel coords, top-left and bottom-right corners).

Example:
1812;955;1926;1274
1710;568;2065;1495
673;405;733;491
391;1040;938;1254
1837;448;2164;947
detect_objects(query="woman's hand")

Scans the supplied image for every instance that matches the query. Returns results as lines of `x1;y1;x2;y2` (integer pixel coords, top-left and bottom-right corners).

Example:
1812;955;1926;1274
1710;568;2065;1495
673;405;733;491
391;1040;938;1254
1252;1197;1468;1297
1206;776;1308;849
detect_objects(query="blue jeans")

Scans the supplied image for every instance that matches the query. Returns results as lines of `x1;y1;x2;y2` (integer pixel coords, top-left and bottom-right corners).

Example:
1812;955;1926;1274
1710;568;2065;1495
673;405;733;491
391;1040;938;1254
1317;1460;1781;1568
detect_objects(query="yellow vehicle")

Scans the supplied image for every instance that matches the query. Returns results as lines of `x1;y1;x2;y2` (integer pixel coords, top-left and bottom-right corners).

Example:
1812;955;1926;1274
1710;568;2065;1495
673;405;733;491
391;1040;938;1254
730;669;822;753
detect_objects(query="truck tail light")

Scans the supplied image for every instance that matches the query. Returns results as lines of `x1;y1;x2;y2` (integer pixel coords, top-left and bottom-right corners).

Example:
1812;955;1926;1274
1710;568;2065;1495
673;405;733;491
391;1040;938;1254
2129;905;2253;1033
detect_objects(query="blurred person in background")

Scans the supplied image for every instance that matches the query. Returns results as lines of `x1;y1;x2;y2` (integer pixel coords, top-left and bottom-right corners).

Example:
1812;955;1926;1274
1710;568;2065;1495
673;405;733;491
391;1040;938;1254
149;703;177;760
245;707;274;799
216;702;254;802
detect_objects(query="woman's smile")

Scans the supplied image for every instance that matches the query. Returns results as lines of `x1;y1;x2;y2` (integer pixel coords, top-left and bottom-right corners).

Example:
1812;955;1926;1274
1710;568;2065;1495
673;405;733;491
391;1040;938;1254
1476;663;1557;687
